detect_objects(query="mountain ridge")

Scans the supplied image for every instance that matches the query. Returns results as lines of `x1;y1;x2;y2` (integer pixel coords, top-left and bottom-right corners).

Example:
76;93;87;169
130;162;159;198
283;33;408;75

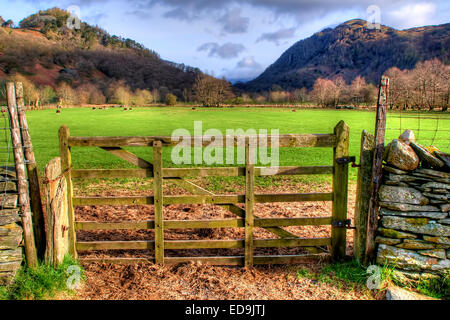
0;8;202;100
236;19;450;91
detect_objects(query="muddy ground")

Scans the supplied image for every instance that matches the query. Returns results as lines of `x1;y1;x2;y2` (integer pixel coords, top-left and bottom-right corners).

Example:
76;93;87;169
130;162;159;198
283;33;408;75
69;178;380;300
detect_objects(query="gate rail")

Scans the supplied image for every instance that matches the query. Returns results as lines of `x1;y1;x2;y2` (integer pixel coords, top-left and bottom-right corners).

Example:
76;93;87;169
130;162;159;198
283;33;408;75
59;120;349;266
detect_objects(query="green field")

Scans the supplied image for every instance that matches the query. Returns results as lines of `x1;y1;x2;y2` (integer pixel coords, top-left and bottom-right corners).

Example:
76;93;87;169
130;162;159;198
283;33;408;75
26;107;449;182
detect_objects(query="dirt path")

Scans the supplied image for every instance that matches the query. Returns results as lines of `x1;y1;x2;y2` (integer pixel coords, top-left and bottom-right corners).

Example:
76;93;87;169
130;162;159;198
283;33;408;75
76;261;379;300
70;179;379;300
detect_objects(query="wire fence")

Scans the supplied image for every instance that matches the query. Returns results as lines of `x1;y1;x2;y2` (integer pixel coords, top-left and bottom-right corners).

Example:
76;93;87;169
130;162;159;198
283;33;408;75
0;108;17;214
385;88;450;153
0;105;30;217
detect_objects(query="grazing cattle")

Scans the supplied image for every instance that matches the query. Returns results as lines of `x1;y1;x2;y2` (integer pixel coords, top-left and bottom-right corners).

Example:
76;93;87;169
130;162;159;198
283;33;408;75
56;110;61;114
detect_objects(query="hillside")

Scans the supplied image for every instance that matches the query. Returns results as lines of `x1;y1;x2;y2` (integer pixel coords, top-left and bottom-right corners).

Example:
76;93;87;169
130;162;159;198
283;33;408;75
237;19;450;91
0;8;201;100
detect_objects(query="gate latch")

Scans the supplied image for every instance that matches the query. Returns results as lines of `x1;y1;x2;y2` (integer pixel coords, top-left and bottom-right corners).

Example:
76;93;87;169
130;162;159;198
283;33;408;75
332;219;355;229
336;156;360;167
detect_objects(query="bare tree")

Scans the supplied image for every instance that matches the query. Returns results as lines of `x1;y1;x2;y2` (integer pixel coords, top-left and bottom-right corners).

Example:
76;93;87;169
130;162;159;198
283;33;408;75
10;74;40;108
349;76;367;108
440;64;450;111
107;80;132;106
385;59;449;111
384;67;404;109
311;78;335;107
38;85;57;105
269;91;289;103
56;83;77;106
132;89;153;106
293;87;309;103
193;74;234;107
332;76;347;107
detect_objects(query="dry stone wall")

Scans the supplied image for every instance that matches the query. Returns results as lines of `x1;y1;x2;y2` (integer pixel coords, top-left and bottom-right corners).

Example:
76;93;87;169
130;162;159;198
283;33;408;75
0;166;23;285
376;131;449;278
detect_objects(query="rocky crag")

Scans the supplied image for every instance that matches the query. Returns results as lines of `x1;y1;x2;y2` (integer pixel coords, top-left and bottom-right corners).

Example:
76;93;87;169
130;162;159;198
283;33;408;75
376;130;449;278
0;166;22;285
237;20;450;91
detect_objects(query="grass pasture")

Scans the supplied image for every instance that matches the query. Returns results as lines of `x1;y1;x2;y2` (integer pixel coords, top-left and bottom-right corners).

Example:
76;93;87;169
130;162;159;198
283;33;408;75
26;106;449;183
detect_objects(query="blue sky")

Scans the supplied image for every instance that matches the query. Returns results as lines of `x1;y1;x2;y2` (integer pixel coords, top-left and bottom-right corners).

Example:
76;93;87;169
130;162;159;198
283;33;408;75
1;0;449;81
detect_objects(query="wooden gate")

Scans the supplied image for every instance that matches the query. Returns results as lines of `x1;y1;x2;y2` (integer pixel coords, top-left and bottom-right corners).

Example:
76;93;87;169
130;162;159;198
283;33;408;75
58;121;350;266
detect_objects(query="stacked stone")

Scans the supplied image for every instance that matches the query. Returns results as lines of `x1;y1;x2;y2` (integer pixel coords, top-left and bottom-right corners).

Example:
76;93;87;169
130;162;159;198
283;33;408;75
375;130;449;278
0;166;23;285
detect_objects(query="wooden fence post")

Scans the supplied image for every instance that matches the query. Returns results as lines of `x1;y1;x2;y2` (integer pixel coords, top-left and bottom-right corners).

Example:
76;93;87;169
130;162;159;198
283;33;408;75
58;125;76;258
6;82;38;268
15;82;46;259
153;140;164;264
353;130;374;264
244;140;255;268
44;157;70;266
365;76;389;265
331;120;349;261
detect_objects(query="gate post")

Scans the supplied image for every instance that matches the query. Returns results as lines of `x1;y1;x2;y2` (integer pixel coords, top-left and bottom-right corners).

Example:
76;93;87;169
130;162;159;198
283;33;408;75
331;120;349;260
6;82;38;268
244;140;255;268
153;140;164;264
365;76;389;265
58;125;77;258
44;157;70;266
353;130;374;264
15;82;46;259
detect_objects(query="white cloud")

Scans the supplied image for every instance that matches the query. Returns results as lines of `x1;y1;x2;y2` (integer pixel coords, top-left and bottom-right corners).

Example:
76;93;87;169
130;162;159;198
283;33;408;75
387;2;437;29
223;56;264;81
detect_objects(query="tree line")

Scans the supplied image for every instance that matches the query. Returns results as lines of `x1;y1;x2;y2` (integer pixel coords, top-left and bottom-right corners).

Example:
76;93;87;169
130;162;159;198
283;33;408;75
1;59;448;110
231;58;448;110
0;76;171;107
230;75;378;108
385;58;449;111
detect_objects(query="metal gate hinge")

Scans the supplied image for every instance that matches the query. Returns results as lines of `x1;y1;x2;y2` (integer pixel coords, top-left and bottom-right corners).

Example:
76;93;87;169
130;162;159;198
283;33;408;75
332;219;355;229
336;156;360;167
